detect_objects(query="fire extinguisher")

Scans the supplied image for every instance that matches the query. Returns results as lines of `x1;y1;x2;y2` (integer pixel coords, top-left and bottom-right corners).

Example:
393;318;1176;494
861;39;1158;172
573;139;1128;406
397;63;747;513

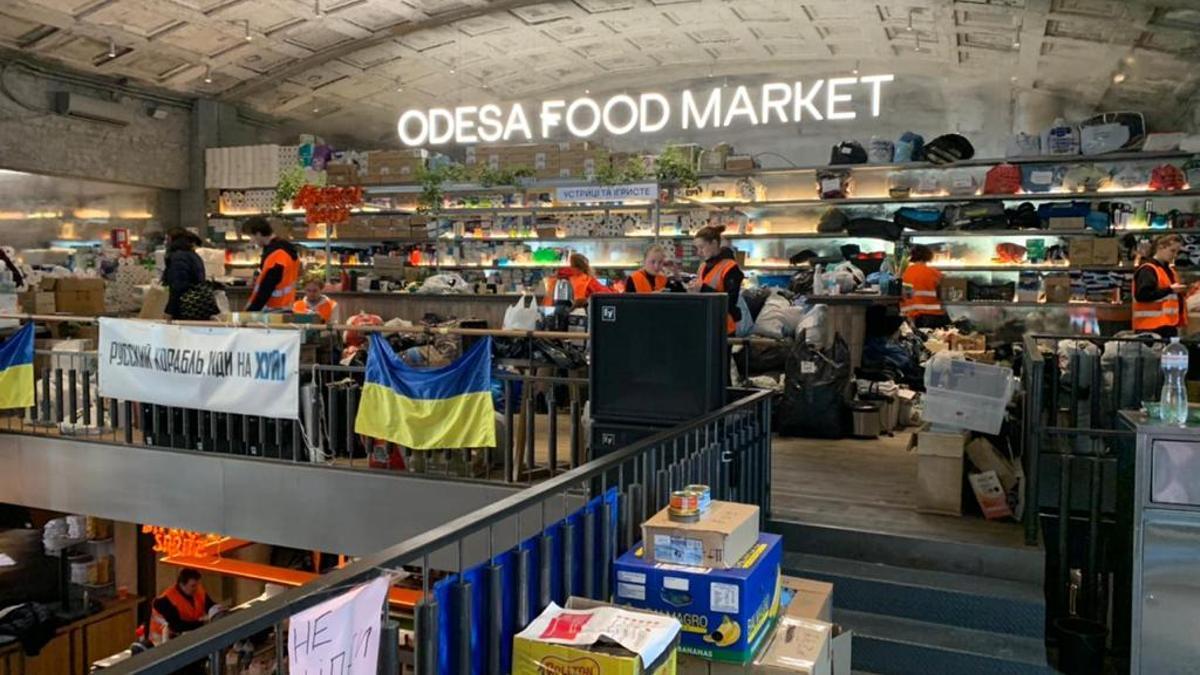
368;439;405;470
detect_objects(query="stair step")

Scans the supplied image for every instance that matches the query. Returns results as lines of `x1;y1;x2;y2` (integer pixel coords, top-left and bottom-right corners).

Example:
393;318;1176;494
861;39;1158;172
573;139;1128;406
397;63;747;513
769;519;1044;585
784;552;1046;639
836;609;1055;675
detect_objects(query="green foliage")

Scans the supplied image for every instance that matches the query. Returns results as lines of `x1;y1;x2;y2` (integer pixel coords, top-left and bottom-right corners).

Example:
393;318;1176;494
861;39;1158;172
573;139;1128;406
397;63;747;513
596;157;648;186
416;163;534;212
654;146;699;189
273;165;308;213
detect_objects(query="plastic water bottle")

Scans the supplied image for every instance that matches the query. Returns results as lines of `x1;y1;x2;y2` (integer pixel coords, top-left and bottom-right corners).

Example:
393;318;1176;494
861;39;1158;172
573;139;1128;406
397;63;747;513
1160;337;1189;426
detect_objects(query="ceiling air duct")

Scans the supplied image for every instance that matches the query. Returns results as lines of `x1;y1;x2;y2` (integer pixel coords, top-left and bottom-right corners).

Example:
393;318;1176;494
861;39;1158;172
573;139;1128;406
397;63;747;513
52;91;134;127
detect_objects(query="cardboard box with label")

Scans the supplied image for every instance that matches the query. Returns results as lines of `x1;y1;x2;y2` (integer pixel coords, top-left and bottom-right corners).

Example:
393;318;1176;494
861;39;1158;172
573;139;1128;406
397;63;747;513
780;577;832;623
50;278;106;315
17;290;55;314
642;501;760;569
615;533;782;665
1091;237;1119;265
513;598;680;675
1043;276;1072;304
914;427;968;515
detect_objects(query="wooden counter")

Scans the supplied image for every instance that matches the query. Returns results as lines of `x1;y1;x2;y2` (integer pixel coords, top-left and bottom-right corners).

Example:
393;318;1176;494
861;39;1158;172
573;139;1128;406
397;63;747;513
0;597;139;675
226;288;530;328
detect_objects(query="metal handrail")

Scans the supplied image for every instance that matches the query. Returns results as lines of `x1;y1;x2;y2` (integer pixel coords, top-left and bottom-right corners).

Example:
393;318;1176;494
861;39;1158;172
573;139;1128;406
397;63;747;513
106;388;772;674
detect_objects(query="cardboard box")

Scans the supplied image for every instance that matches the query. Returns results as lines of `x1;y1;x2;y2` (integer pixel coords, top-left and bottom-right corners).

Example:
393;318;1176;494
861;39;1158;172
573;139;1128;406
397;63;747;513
676;623;850;675
756;617;831;675
780;577;832;623
52;278;106;316
939;277;969;303
1048;217;1085;230
18;291;55;314
642;501;760;569
948;333;986;352
615;533;782;665
1069;238;1094;265
1092;237;1119;265
513;597;680;675
1044;276;1072;304
915;428;967;515
965;437;1018;492
724;156;755;172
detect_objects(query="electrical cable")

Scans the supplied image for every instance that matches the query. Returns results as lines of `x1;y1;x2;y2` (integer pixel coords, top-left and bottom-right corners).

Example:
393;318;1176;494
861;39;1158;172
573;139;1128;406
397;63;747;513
751;151;800;168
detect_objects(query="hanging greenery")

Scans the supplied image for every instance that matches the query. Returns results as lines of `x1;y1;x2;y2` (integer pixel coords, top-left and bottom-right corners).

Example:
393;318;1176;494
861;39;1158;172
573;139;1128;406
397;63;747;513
654;146;700;190
273;165;308;213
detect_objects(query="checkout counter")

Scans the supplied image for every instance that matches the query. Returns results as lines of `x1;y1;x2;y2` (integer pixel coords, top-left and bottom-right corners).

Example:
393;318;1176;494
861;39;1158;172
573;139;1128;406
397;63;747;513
1118;410;1200;674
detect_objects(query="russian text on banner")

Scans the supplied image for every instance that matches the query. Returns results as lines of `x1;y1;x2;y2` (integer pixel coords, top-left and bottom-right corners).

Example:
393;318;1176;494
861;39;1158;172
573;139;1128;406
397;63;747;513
0;323;34;410
289;576;389;675
98;318;300;419
354;334;496;449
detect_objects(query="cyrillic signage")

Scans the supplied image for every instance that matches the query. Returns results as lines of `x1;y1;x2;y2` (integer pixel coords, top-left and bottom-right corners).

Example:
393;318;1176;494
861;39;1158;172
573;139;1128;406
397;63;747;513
556;183;658;203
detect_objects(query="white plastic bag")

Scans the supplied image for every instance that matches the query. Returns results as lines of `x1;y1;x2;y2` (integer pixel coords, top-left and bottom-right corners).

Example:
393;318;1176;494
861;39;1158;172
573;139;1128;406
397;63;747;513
503;294;540;331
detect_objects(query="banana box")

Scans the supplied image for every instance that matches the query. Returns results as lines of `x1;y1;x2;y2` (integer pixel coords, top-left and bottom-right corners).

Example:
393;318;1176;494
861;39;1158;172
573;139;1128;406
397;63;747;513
614;533;782;664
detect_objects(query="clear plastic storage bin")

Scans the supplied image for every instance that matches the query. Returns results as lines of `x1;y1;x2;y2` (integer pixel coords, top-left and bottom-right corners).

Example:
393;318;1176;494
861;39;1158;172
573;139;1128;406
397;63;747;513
923;354;1015;434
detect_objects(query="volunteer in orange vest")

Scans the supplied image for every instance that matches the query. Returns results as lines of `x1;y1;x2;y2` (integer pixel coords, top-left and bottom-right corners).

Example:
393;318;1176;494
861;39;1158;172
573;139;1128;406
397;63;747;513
624;245;670;293
1133;234;1188;338
242;216;301;312
293;269;339;323
687;225;743;334
902;244;949;329
543;253;610;308
148;568;219;646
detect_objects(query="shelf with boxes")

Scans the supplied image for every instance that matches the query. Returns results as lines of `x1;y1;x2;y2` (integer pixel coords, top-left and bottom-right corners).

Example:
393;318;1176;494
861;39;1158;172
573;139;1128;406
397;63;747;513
685;188;1200;211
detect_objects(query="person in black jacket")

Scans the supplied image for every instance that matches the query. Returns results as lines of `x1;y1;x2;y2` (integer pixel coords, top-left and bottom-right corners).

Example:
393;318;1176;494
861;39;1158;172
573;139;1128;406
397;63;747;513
162;228;206;319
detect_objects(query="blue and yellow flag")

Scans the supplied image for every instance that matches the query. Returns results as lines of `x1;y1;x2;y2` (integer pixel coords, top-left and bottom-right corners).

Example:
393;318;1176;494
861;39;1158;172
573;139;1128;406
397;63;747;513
354;334;496;449
0;323;34;410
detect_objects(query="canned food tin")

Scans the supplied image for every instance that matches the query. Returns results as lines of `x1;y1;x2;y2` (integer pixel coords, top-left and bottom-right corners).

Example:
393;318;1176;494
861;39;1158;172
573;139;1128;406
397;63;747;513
669;490;700;522
686;484;711;513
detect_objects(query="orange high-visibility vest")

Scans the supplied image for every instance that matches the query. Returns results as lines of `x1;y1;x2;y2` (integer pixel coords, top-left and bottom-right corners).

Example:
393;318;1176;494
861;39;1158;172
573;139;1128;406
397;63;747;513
627;269;667;293
1132;263;1186;331
149;584;208;646
252;247;300;310
698;259;738;335
294;296;337;323
543;274;595;307
901;263;945;319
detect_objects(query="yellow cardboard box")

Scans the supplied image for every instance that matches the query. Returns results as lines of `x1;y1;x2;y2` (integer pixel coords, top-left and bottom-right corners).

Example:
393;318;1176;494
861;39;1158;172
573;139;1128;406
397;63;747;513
514;598;680;675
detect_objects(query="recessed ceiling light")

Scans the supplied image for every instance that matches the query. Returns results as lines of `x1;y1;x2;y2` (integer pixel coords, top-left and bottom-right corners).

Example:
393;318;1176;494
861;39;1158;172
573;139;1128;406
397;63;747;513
1124;55;1136;65
1012;40;1021;48
584;88;590;94
244;20;253;42
851;59;860;75
312;107;320;113
1112;72;1126;83
1010;75;1018;82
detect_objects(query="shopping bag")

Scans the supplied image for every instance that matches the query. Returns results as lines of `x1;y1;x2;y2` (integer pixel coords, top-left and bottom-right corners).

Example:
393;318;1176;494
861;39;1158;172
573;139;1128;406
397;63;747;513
503;294;540;331
138;285;169;319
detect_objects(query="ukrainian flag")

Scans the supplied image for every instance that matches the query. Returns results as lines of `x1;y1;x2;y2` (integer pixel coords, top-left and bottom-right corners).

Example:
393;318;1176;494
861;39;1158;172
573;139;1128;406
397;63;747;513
0;323;34;410
354;334;496;449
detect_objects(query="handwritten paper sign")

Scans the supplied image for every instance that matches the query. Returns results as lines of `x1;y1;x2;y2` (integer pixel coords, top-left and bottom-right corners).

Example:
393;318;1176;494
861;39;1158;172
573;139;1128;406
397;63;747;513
289;576;389;675
98;318;299;419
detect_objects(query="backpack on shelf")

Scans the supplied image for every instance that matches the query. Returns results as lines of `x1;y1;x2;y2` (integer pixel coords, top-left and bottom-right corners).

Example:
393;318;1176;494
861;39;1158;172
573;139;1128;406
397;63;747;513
868;137;894;164
984;163;1022;194
925;134;975;165
1006;202;1043;230
894;206;945;231
818;207;850;233
830;141;868;165
942;201;1008;231
893;132;925;162
1042;118;1081;155
1080;112;1145;152
816;169;853;199
1149;164;1187;192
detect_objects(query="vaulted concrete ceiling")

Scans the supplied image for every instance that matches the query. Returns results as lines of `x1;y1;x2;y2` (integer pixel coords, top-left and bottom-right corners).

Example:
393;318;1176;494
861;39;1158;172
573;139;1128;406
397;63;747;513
1;0;1198;145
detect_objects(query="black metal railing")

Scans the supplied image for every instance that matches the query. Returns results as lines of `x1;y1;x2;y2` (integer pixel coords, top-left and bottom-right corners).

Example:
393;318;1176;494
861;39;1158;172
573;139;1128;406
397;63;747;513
103;388;773;674
1021;332;1176;658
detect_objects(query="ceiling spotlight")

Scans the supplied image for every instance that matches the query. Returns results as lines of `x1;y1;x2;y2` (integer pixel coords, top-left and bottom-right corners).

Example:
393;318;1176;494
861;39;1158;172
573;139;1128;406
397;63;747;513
851;59;860;75
584;88;590;94
906;10;914;31
1010;75;1018;82
244;20;253;42
312;107;320;113
914;36;921;52
1112;72;1126;84
1012;40;1021;48
395;80;404;92
107;38;117;58
203;66;213;84
314;0;323;16
449;67;456;74
1124;55;1136;65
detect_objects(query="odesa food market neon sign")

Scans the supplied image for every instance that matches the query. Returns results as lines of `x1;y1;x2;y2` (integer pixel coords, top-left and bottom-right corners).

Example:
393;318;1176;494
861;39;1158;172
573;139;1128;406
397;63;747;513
397;74;894;146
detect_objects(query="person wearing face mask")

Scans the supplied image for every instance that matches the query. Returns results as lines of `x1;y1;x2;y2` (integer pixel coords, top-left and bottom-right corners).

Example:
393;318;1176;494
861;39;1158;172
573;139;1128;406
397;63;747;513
687;225;743;335
1133;233;1189;337
625;244;671;293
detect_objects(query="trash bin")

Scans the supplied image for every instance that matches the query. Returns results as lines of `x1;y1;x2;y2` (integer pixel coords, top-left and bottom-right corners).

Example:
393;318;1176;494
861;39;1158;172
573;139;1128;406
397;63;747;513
851;402;882;438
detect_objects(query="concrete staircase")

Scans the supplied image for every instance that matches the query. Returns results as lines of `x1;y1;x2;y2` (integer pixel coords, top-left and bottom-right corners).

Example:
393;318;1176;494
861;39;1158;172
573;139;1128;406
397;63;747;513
771;519;1056;675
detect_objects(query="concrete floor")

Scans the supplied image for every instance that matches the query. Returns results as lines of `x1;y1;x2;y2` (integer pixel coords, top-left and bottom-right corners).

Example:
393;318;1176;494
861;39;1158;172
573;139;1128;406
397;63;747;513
770;431;1028;549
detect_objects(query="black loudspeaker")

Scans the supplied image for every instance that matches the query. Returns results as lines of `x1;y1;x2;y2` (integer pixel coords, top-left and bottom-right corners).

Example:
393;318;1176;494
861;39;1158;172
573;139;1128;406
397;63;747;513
590;420;667;460
590;294;728;425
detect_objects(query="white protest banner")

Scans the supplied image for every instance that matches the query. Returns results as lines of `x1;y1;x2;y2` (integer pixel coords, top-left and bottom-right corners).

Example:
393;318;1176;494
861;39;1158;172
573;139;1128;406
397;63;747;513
556;183;658;203
98;318;300;419
289;576;389;675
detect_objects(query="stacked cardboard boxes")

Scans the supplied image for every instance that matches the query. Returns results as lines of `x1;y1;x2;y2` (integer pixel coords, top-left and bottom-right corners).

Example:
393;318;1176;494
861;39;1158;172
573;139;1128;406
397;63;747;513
364;149;428;184
465;142;612;180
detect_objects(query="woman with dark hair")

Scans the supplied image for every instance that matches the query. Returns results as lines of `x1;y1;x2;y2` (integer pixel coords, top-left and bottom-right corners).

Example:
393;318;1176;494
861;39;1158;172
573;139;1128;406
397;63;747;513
688;225;743;334
162;228;206;319
901;244;948;329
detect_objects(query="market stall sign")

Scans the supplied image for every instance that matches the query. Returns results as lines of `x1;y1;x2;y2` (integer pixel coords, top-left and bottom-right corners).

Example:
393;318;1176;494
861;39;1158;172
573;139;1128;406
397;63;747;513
397;74;894;146
556;183;658;203
143;525;223;558
98;318;300;420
